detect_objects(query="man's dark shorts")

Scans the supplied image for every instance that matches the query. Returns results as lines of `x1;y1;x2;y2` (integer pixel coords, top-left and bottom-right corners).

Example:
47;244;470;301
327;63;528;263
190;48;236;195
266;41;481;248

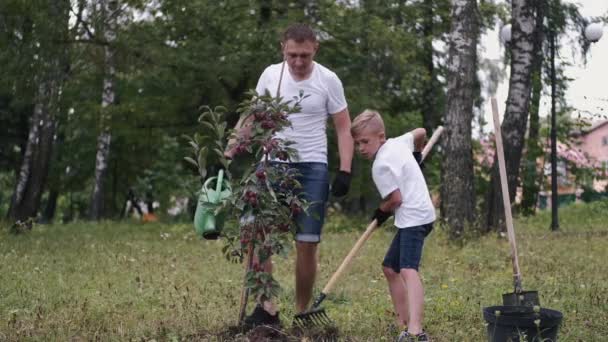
382;223;434;272
288;162;329;243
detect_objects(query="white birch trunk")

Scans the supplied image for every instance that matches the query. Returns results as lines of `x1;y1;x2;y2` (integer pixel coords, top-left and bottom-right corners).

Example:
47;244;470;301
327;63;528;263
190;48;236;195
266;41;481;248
440;0;479;238
486;0;537;230
89;0;118;220
8;1;68;221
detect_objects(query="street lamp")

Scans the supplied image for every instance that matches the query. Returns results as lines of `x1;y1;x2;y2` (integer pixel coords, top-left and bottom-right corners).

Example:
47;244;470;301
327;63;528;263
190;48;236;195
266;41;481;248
500;21;603;231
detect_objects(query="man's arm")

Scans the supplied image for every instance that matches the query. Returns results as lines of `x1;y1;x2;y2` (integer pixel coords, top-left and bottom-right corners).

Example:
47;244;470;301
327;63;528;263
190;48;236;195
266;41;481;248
331;109;354;172
224;115;254;159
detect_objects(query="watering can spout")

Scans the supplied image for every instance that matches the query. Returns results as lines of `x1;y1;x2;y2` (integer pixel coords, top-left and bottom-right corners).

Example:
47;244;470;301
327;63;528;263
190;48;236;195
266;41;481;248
194;170;232;240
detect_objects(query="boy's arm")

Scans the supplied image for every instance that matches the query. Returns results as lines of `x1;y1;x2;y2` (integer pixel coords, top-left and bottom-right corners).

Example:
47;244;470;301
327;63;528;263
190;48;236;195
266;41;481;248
409;128;427;152
372;189;402;226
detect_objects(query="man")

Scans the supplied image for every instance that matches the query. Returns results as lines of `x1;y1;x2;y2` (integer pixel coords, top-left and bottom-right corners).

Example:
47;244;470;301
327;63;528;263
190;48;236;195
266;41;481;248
227;23;354;326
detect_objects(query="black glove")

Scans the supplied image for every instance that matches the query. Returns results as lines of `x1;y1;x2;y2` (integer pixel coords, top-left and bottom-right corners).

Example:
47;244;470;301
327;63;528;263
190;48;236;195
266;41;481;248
331;170;351;197
413;151;425;171
371;208;392;226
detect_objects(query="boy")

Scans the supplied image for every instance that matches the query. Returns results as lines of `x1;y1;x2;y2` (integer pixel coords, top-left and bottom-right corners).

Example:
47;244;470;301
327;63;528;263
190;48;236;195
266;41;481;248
351;110;435;342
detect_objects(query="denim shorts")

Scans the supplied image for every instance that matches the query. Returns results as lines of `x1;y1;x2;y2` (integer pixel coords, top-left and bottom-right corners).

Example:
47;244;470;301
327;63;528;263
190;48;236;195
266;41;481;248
382;223;434;272
288;163;329;243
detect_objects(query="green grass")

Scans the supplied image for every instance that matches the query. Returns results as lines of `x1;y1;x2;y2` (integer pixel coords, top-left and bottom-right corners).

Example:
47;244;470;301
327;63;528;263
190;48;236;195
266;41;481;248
1;200;607;341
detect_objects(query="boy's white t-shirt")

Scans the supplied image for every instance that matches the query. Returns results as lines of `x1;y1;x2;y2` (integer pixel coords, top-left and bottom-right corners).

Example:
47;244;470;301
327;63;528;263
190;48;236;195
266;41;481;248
255;62;347;164
372;133;436;228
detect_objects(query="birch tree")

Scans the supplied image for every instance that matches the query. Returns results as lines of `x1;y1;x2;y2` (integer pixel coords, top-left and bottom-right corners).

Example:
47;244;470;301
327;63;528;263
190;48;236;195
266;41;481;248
89;0;118;220
485;0;537;231
441;0;479;238
7;0;70;222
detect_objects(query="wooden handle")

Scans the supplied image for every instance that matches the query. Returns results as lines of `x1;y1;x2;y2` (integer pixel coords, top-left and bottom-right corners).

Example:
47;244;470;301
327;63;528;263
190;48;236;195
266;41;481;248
321;220;378;295
421;126;444;160
490;98;522;293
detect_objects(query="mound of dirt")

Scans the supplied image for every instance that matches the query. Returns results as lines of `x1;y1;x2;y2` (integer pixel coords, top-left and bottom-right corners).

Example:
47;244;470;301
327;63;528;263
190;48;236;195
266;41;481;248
186;324;345;341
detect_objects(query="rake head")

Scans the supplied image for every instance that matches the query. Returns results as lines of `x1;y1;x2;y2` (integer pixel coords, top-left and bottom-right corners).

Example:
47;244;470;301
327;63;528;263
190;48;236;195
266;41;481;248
292;307;332;328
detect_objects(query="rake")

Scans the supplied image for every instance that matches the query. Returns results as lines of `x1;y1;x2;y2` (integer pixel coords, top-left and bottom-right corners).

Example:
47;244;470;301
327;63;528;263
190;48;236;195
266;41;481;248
293;219;379;327
293;126;444;328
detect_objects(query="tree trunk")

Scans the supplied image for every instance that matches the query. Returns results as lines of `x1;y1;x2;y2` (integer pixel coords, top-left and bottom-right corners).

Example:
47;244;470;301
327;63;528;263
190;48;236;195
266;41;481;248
520;0;546;216
89;0;118;220
440;0;479;239
485;0;537;231
41;188;59;223
7;1;69;222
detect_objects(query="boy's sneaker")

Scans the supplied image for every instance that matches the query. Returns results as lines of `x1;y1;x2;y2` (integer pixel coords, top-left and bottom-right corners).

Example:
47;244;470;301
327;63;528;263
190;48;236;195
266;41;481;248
243;305;281;329
397;330;429;342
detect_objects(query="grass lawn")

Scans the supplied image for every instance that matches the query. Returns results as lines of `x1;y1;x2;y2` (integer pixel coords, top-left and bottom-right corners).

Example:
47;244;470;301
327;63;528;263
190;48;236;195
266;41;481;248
1;200;607;341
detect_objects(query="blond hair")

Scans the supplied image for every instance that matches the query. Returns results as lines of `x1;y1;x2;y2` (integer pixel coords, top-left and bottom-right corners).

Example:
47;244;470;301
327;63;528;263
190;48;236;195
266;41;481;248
351;109;385;138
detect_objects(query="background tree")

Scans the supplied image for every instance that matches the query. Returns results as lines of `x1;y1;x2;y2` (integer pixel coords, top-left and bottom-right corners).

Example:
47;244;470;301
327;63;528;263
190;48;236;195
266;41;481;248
6;0;70;222
440;0;479;238
485;0;537;231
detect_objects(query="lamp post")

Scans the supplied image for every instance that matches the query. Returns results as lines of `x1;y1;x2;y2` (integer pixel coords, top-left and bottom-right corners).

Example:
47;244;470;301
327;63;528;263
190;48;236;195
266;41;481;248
499;19;603;231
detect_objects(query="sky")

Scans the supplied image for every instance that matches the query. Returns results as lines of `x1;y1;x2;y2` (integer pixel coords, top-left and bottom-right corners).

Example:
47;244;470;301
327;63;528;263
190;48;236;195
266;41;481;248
479;0;607;133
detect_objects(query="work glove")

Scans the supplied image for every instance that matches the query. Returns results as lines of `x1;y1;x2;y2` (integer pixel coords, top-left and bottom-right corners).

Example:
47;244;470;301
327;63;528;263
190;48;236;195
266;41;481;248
331;170;351;197
371;208;392;226
413;151;425;171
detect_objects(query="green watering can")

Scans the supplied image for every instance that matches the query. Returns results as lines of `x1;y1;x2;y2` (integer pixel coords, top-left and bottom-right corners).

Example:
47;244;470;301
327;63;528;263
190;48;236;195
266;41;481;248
194;169;231;240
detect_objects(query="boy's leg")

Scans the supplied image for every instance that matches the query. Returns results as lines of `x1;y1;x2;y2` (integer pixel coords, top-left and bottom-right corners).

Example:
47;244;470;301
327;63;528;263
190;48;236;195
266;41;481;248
382;230;409;327
383;266;409;327
396;224;433;336
400;268;424;335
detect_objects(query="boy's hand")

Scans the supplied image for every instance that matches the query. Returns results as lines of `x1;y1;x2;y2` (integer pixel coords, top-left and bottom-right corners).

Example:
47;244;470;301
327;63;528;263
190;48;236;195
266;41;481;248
413;151;424;170
331;170;351;197
371;208;392;226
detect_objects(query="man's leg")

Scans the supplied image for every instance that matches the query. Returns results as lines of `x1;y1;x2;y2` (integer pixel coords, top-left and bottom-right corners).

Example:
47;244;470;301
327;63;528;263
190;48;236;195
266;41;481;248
400;268;424;335
295;241;318;313
383;266;409;327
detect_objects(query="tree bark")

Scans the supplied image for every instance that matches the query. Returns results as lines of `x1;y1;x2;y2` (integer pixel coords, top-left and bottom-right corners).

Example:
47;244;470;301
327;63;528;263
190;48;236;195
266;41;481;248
89;0;118;220
7;1;69;222
485;0;537;231
440;0;479;239
520;0;546;216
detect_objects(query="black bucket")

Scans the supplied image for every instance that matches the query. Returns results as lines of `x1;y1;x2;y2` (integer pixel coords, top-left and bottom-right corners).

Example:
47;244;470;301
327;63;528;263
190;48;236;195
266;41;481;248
502;291;540;307
483;305;563;342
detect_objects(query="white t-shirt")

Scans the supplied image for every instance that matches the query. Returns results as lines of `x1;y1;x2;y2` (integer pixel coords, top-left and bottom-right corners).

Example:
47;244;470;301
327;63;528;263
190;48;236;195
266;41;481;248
372;133;436;228
255;62;347;164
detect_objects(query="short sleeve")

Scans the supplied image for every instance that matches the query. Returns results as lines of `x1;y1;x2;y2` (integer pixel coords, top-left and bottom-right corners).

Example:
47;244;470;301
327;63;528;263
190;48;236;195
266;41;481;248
372;161;399;199
396;132;415;152
326;73;347;114
255;67;270;96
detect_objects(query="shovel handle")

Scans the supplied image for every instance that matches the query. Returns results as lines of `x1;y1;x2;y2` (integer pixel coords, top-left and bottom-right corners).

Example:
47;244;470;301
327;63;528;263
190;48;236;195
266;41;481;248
491;98;523;293
422;126;444;159
321;220;379;296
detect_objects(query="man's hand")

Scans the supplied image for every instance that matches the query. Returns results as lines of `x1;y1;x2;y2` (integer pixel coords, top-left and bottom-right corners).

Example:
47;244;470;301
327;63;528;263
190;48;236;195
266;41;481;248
331;170;351;197
413;151;424;170
371;208;392;226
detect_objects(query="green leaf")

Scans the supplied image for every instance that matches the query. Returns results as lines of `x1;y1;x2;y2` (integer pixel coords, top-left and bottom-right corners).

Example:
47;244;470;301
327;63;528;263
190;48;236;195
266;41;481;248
184;157;198;168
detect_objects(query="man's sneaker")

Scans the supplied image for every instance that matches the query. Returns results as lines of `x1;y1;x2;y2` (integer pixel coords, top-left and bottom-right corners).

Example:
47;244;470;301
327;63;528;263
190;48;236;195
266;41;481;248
397;330;429;342
243;305;281;329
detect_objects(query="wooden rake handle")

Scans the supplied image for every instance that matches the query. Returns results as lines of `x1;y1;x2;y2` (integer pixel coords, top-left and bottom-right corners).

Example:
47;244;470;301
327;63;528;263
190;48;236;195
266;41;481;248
321;219;379;295
422;125;444;159
490;98;523;293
